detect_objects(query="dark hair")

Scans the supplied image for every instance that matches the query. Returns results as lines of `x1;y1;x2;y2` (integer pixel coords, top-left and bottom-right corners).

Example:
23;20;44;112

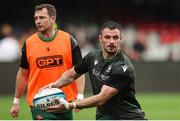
35;4;56;17
100;21;121;34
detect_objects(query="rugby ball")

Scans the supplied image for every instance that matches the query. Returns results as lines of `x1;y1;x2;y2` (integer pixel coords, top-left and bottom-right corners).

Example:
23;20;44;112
33;88;66;110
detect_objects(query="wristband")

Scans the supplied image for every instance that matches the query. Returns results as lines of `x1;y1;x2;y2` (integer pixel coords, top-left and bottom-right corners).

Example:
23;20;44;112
13;97;20;104
77;93;84;100
73;102;77;109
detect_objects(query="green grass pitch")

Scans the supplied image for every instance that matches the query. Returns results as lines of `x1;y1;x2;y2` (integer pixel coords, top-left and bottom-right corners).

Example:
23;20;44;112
0;92;180;120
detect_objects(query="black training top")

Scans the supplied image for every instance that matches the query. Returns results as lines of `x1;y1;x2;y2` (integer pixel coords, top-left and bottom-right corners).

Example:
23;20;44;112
74;49;145;119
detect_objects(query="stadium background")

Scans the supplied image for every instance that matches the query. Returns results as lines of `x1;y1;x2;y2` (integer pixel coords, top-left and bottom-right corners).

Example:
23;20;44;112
0;0;180;119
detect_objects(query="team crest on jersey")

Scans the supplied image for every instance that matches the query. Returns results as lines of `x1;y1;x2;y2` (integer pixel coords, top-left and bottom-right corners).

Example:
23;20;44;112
94;60;99;65
106;65;112;73
36;55;63;68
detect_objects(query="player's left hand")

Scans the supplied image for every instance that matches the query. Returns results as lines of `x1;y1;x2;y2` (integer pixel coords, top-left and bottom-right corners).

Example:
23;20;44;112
39;82;58;92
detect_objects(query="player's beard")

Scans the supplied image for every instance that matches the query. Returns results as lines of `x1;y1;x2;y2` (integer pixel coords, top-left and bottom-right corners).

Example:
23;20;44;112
104;45;119;58
106;44;117;52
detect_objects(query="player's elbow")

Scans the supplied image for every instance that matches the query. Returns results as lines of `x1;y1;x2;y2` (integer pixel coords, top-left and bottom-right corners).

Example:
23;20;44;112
64;70;76;83
97;101;106;106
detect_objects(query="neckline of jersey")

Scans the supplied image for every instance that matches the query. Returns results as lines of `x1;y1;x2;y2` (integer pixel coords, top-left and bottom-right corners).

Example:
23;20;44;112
38;29;58;42
101;49;121;62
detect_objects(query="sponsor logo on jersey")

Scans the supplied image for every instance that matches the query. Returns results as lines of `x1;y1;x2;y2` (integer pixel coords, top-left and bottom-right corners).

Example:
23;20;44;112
36;55;63;68
92;69;110;81
122;65;128;72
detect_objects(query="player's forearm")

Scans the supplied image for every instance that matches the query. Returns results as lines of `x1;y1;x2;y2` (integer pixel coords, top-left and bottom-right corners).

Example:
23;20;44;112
56;67;81;88
14;68;28;99
15;78;27;98
68;85;119;110
56;69;75;88
68;94;105;110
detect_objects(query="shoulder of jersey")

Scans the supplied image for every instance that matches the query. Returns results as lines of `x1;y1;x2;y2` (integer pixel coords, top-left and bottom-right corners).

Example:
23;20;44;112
88;49;100;57
25;32;37;42
57;30;70;36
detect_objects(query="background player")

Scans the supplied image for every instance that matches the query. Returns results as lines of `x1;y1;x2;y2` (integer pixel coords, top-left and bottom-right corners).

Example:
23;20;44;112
10;4;85;120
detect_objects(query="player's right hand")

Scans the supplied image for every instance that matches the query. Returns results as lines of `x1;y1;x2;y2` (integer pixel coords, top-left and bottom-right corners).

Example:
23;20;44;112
10;104;19;118
39;82;58;91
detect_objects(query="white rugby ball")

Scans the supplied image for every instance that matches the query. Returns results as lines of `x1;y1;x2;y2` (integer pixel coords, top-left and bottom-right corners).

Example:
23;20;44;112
33;88;66;110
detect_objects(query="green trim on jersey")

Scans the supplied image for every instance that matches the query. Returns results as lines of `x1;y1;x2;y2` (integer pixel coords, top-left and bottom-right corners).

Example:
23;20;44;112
38;29;58;42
